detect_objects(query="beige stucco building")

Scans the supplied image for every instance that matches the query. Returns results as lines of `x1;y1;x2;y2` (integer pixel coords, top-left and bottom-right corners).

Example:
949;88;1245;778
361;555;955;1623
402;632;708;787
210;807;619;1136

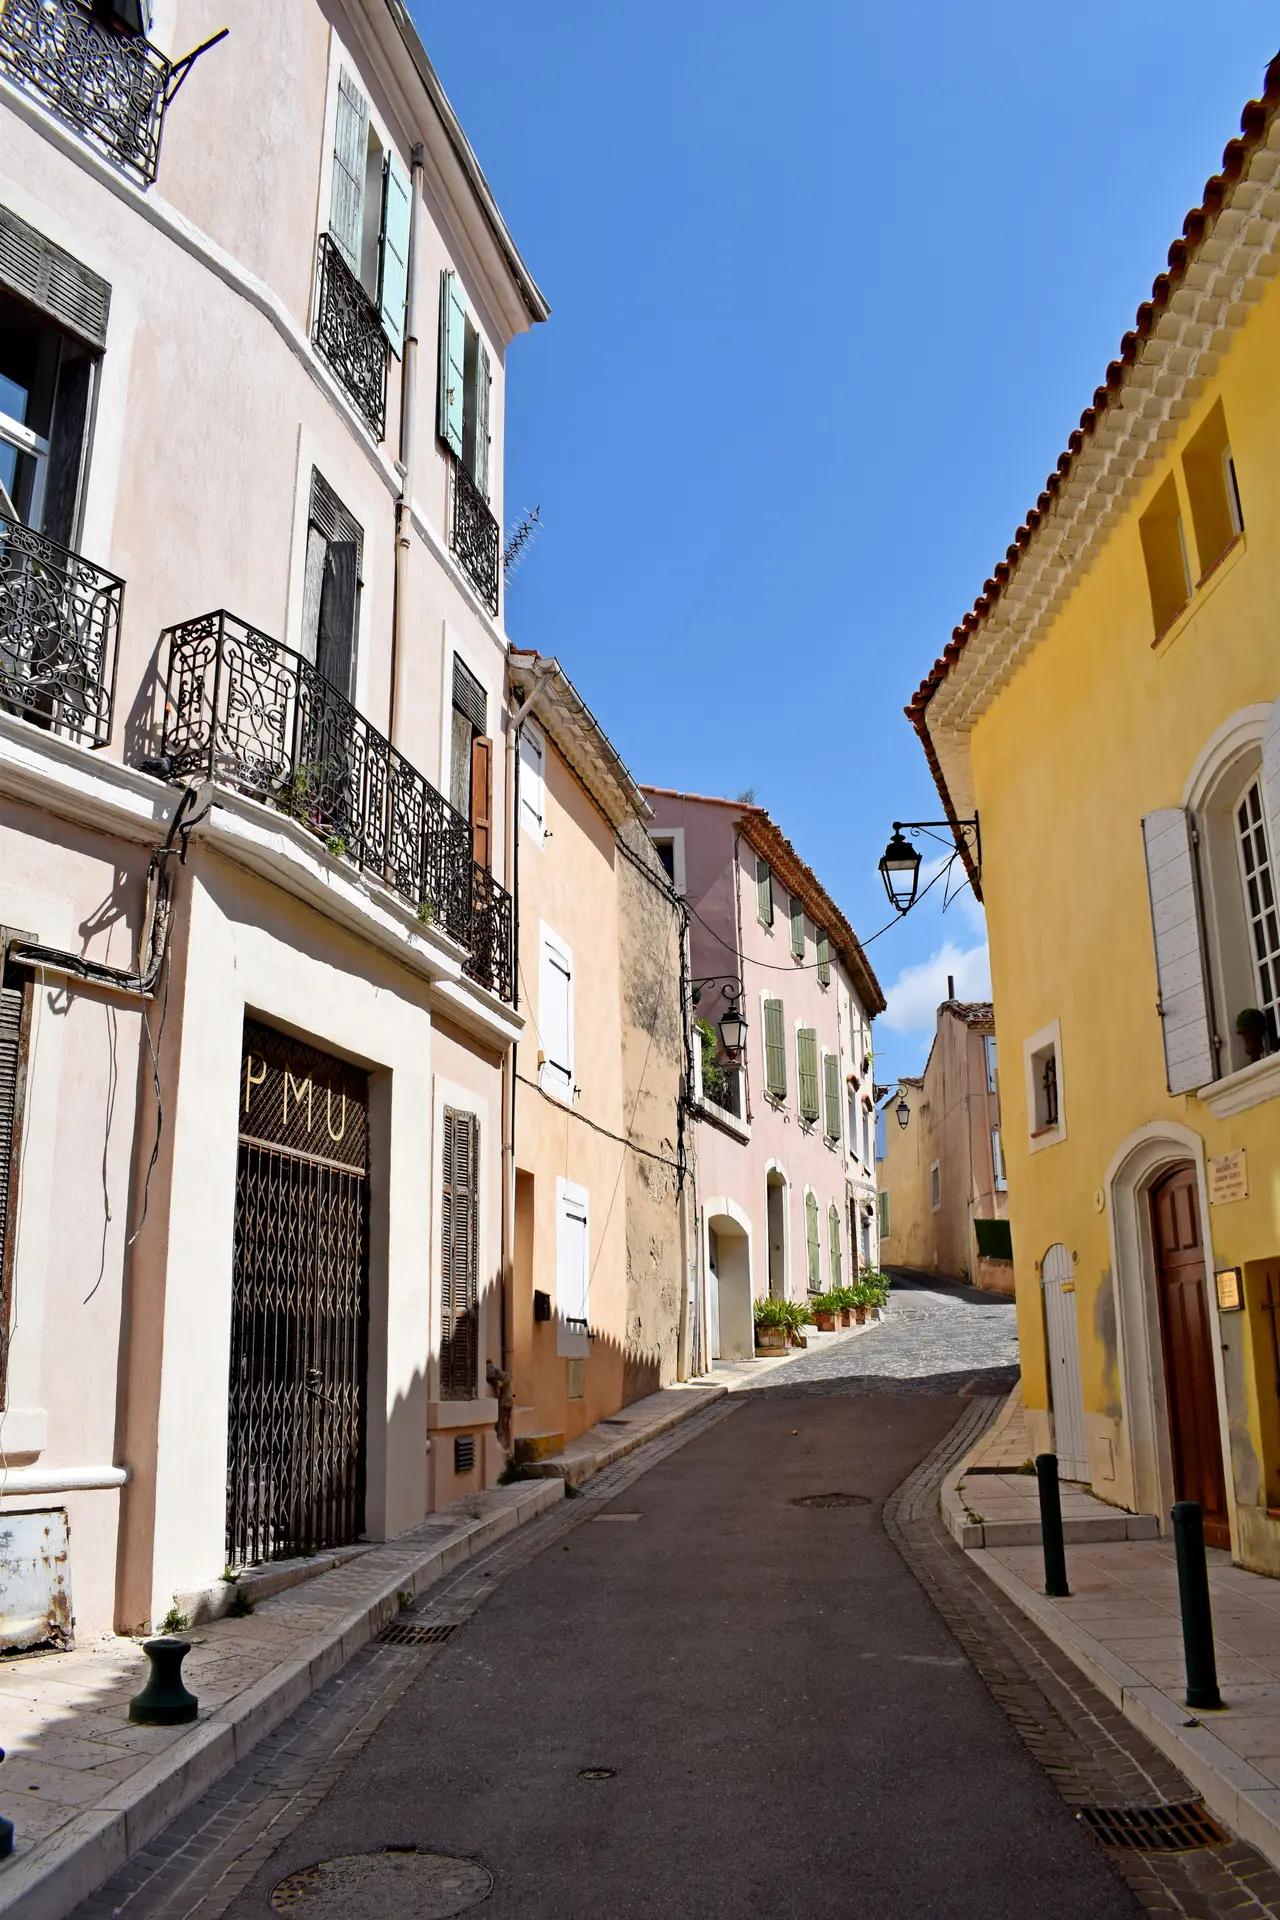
877;996;1011;1294
0;0;557;1638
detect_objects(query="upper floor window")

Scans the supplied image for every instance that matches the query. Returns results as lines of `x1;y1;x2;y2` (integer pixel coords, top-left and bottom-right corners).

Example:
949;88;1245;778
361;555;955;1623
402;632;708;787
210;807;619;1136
930;1160;941;1212
647;827;684;894
789;895;805;961
299;470;362;701
1139;475;1192;641
816;930;830;987
762;997;786;1100
439;271;499;614
539;925;574;1103
518;718;546;847
1183;400;1243;581
983;1033;998;1095
755;857;773;927
1023;1020;1066;1150
0;0;170;186
991;1125;1007;1193
450;657;492;869
822;1052;841;1143
1234;778;1280;1052
796;1027;819;1123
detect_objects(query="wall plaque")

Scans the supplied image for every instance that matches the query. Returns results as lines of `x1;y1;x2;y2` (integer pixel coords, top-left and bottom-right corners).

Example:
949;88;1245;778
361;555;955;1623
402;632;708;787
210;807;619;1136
1214;1267;1243;1311
1208;1148;1248;1206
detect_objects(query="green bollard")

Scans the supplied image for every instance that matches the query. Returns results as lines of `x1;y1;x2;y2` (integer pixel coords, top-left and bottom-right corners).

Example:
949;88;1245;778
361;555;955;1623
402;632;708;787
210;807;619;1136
1172;1501;1223;1711
129;1638;199;1725
1036;1453;1070;1597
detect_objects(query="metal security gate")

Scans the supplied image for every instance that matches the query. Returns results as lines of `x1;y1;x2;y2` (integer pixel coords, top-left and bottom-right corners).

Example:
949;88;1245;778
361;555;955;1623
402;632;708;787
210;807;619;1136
227;1020;370;1568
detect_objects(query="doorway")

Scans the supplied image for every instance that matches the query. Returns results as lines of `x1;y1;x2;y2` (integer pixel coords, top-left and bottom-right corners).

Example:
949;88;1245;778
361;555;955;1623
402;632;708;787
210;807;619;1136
227;1021;370;1568
1150;1164;1229;1548
707;1216;752;1360
1041;1243;1089;1481
766;1171;787;1299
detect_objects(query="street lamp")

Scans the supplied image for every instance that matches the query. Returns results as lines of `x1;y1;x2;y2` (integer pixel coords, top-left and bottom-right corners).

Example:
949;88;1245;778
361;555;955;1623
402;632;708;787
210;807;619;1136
878;829;922;913
718;998;747;1058
895;1094;910;1130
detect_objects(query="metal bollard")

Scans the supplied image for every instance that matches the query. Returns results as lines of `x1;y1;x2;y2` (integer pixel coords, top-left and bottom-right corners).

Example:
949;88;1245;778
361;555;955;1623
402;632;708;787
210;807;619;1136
1171;1501;1222;1710
1036;1453;1070;1597
0;1747;12;1858
129;1638;199;1725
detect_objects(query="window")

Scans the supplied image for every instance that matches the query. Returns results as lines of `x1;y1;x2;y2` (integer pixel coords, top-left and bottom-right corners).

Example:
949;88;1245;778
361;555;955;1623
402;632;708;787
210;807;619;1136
329;67;410;351
556;1179;590;1359
438;270;491;499
300;470;362;700
828;1204;842;1286
930;1160;941;1212
539;926;574;1103
450;657;492;868
992;1126;1007;1193
822;1052;841;1142
440;1106;479;1400
762;997;786;1099
877;1189;890;1238
805;1190;821;1291
1234;778;1280;1050
796;1027;819;1122
984;1033;998;1096
756;857;773;926
1023;1020;1066;1150
0;282;99;547
647;827;685;894
816;930;830;987
789;895;805;961
1182;400;1242;579
518;718;546;846
1139;474;1192;639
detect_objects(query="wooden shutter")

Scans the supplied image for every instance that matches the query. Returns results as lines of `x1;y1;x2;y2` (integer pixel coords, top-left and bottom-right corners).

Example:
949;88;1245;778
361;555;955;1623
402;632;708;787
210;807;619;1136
330;70;368;277
790;896;805;960
1261;694;1280;877
438;270;466;456
556;1186;590;1357
1141;809;1216;1094
828;1204;842;1286
519;722;545;841
823;1052;841;1140
470;735;493;870
316;540;358;697
797;1027;819;1120
470;340;491;500
440;1107;479;1400
763;998;786;1098
805;1191;820;1290
0;965;31;1409
540;935;573;1097
756;857;773;925
378;152;412;355
816;931;830;986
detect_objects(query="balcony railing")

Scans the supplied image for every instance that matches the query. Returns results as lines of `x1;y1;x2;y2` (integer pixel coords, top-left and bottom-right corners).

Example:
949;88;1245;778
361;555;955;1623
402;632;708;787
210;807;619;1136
313;233;387;440
157;611;515;1000
0;0;169;186
451;458;500;616
0;518;122;748
702;1068;743;1122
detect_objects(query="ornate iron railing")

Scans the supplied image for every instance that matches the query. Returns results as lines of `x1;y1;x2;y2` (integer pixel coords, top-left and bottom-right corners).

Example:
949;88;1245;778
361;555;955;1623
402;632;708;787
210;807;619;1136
451;458;500;615
158;612;515;999
0;518;122;748
0;0;169;186
313;233;387;440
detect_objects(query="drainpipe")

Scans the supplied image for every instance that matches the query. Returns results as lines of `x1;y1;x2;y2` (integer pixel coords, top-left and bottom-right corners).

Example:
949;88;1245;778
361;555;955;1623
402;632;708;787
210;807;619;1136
388;142;425;746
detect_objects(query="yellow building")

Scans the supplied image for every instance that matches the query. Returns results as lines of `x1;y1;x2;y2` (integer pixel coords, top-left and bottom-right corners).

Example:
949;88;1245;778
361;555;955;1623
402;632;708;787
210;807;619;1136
907;55;1280;1573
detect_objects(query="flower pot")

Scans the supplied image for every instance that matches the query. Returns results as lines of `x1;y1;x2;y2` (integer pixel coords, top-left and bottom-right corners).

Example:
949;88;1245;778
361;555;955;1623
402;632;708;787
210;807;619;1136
814;1311;838;1332
841;1309;854;1329
755;1327;787;1354
853;1306;867;1325
1242;1029;1267;1064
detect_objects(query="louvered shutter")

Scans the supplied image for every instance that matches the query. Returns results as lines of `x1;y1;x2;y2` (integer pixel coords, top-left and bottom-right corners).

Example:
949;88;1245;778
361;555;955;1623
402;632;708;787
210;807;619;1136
470;735;493;870
1141;809;1216;1093
1261;695;1280;880
805;1192;821;1290
790;896;805;960
828;1204;842;1287
756;858;773;925
763;998;786;1098
540;935;573;1097
440;1108;479;1399
0;968;30;1405
556;1185;590;1357
438;270;466;456
378;151;412;354
519;723;545;841
797;1028;819;1119
823;1052;841;1140
816;931;830;986
330;70;369;277
471;341;491;501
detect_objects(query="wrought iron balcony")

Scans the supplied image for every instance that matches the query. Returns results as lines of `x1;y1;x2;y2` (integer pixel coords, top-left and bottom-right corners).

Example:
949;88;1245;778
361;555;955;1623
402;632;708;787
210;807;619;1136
0;0;169;185
313;234;387;440
0;517;122;748
451;458;500;616
158;611;516;1000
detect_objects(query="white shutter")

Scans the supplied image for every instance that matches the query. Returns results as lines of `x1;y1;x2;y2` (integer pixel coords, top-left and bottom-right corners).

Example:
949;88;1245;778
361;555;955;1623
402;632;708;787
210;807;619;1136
539;928;573;1100
1141;808;1216;1094
519;721;546;844
556;1180;590;1357
1261;694;1280;877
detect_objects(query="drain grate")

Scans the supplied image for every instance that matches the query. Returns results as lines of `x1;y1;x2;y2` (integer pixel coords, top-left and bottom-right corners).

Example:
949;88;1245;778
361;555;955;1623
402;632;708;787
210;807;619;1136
1078;1801;1231;1852
379;1619;462;1647
271;1846;491;1914
790;1492;872;1509
579;1767;617;1780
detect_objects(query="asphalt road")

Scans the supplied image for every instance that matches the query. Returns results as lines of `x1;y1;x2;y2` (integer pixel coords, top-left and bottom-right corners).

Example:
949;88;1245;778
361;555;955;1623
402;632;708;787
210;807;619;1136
223;1359;1134;1917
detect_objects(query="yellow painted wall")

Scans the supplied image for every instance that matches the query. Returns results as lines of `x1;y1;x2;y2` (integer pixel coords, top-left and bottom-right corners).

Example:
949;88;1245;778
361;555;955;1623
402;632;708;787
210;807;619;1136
965;262;1280;1570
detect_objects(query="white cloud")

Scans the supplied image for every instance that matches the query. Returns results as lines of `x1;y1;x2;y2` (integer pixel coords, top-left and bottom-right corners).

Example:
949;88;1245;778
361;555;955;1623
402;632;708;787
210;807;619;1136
880;938;992;1036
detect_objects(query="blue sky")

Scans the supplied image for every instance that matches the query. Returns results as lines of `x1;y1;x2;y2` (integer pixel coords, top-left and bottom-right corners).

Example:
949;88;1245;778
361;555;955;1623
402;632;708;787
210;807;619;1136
410;3;1278;1078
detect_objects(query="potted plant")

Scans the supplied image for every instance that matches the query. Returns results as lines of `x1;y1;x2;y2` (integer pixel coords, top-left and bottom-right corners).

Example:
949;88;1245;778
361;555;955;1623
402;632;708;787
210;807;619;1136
754;1297;790;1353
1237;1006;1269;1064
784;1298;814;1347
810;1291;841;1332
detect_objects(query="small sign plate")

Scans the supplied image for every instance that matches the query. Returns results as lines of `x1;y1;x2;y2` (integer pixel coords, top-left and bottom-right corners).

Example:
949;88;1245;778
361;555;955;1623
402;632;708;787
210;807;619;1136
1215;1267;1244;1311
1208;1149;1248;1206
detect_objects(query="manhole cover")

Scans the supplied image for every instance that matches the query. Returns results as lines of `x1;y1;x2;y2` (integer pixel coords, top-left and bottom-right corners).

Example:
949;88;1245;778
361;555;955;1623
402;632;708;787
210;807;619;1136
1077;1801;1230;1852
271;1848;491;1916
378;1619;462;1647
790;1492;871;1509
579;1767;617;1780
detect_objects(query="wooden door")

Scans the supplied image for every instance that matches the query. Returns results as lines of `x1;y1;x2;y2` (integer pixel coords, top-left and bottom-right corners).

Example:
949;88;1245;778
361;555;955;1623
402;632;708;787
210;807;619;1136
1150;1165;1229;1548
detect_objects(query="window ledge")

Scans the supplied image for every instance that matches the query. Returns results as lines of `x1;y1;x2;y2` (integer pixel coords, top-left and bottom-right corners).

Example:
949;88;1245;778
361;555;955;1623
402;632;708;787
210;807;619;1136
1197;1051;1280;1119
427;1400;498;1431
1152;532;1246;652
1027;1121;1067;1154
692;1097;750;1142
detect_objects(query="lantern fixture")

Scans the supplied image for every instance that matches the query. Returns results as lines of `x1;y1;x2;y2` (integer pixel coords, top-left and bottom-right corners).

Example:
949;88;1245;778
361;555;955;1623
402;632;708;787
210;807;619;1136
877;817;981;916
717;998;747;1058
895;1094;910;1130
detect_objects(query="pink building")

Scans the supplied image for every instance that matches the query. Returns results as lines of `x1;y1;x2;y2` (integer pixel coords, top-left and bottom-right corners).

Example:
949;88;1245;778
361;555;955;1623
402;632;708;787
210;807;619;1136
642;792;885;1364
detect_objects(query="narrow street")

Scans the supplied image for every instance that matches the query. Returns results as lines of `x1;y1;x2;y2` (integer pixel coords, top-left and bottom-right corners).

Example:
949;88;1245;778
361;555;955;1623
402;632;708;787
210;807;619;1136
69;1277;1279;1919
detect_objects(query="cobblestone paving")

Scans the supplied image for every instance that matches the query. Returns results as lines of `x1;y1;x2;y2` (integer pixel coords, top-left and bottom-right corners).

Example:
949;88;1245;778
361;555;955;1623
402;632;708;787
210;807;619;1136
755;1270;1021;1395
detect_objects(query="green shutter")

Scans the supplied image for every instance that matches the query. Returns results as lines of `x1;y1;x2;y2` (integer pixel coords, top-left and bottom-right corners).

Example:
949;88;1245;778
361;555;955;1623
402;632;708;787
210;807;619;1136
438;269;466;455
805;1191;821;1290
829;1204;842;1286
378;151;411;354
790;895;805;960
471;339;491;500
823;1052;841;1140
763;998;786;1098
797;1027;819;1120
330;69;368;276
756;857;773;926
816;930;830;986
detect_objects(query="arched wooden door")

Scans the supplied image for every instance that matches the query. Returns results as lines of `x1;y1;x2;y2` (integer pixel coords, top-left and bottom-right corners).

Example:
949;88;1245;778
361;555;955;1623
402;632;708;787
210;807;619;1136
1150;1165;1229;1549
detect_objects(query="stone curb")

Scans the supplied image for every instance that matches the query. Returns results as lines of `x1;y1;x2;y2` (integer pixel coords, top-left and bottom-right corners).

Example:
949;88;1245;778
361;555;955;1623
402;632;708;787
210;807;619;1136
0;1479;563;1920
940;1463;1159;1550
519;1384;728;1486
968;1543;1280;1874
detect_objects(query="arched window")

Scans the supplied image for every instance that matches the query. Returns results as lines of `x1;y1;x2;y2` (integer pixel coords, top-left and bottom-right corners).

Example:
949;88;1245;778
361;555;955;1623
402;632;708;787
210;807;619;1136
1233;775;1280;1052
804;1190;821;1292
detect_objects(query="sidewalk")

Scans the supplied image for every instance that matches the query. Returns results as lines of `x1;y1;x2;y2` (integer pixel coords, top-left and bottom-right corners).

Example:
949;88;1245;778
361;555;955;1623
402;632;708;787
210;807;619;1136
516;1382;724;1483
946;1388;1280;1873
704;1309;887;1393
0;1383;722;1920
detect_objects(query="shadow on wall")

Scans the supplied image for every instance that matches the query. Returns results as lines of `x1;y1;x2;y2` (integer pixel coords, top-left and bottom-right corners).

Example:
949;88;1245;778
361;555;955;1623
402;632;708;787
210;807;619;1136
124;632;167;769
